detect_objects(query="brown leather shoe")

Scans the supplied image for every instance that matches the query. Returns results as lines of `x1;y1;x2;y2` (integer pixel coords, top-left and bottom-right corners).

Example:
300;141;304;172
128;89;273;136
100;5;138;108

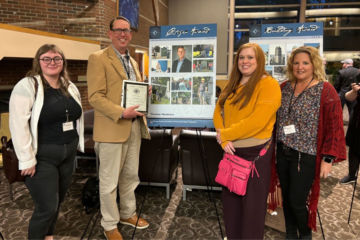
104;228;123;240
119;215;149;229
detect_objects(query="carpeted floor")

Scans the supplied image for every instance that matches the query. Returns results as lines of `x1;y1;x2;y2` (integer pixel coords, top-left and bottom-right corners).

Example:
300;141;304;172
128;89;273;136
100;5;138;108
1;151;360;239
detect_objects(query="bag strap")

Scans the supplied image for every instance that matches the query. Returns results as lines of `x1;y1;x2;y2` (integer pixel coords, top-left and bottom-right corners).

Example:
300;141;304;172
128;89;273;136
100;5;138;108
1;136;7;148
253;136;273;161
250;137;272;177
32;76;39;98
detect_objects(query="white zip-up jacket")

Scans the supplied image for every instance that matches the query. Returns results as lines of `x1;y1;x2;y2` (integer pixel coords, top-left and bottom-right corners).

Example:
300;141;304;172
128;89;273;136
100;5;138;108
9;75;84;170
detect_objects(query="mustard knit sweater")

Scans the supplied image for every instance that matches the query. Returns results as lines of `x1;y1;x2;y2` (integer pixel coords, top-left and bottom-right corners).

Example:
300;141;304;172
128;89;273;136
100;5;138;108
213;76;281;149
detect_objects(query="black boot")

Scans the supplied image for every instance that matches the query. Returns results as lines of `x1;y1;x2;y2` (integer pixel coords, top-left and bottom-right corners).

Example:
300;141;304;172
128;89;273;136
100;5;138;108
299;233;312;239
285;232;299;240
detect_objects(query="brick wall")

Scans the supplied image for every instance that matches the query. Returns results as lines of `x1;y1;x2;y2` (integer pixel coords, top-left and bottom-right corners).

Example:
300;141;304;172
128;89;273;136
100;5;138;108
0;0;168;110
0;58;91;110
0;0;101;40
0;0;168;50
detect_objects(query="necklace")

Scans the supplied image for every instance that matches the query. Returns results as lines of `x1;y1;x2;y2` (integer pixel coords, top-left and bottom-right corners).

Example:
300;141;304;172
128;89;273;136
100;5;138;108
288;77;314;115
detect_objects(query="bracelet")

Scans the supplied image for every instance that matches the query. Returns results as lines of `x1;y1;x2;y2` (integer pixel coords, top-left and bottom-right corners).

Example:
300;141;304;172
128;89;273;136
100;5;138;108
119;111;124;119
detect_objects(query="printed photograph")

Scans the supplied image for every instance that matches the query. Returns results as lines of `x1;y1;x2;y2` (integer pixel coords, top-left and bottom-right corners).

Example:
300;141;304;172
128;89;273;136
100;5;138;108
269;44;285;65
259;44;269;65
304;43;320;50
171;92;191;105
151;77;170;86
286;43;302;59
193;60;214;72
151;60;171;73
265;66;273;76
172;45;192;73
192;77;214;105
193;44;214;58
171;77;191;91
274;66;287;83
151;83;170;105
151;45;171;59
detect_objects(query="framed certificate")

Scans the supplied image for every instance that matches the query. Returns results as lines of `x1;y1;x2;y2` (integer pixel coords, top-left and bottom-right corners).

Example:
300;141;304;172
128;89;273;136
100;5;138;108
122;81;149;113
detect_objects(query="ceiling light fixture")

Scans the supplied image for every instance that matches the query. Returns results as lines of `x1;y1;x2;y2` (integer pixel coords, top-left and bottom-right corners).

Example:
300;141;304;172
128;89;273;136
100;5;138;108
329;19;333;25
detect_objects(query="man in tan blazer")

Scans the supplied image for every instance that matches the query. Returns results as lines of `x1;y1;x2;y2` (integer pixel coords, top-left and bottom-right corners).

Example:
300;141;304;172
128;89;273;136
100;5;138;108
87;16;150;240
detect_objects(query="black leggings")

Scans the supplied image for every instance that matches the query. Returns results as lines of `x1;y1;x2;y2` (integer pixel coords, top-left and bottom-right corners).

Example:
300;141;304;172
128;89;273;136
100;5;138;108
276;143;316;238
25;137;78;240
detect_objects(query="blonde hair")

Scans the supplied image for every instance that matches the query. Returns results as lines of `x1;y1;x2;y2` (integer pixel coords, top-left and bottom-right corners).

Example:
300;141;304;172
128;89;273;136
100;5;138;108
26;44;71;97
286;45;326;83
219;42;269;109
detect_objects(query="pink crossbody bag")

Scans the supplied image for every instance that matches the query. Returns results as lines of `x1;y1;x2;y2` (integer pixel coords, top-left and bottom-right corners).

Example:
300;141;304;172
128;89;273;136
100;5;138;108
215;138;272;196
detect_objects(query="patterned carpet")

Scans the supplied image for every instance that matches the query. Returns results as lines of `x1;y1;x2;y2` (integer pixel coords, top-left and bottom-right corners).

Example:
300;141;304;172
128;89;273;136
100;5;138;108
1;151;360;239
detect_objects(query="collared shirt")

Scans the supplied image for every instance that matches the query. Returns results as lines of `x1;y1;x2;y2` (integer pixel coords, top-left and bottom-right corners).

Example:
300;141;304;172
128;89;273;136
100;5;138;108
112;44;137;81
176;58;185;73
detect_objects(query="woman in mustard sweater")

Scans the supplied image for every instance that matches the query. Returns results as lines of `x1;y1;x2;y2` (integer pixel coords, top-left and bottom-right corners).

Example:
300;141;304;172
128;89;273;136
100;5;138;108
213;42;281;239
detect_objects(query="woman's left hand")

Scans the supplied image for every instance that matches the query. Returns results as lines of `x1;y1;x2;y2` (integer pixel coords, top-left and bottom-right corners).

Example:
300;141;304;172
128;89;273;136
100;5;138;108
320;161;332;178
224;142;235;155
216;129;222;144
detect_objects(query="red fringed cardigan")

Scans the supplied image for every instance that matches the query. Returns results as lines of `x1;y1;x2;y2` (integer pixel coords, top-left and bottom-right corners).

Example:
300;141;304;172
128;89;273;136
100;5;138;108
269;81;347;231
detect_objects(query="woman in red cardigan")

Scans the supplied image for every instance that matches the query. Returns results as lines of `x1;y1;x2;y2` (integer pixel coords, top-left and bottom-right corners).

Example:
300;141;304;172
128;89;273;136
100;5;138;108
274;46;346;239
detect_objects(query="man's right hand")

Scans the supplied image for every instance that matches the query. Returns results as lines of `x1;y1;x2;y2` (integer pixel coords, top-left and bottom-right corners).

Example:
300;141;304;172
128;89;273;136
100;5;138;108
122;105;145;119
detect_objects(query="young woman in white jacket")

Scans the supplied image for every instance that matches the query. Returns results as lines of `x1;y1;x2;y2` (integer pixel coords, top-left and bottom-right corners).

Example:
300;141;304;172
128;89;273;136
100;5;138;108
9;44;84;240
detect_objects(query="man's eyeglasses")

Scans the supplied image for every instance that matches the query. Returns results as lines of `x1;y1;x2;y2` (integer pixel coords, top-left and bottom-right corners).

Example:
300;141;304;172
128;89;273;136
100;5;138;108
40;57;63;64
111;28;131;35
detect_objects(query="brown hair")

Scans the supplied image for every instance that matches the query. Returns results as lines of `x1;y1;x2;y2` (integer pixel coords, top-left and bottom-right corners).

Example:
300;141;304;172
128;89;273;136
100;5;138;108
219;42;269;109
109;16;131;30
26;44;71;97
286;45;326;83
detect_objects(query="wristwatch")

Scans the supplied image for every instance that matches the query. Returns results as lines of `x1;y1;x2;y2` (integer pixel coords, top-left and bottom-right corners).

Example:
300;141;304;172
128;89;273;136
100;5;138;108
323;155;335;163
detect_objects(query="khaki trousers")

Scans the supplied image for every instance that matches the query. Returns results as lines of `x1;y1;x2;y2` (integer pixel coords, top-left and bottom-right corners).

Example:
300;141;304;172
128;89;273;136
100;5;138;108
94;119;141;231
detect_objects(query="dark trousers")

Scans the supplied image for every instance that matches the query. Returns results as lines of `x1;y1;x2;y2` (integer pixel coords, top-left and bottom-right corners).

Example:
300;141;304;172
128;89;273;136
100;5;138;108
222;140;274;240
276;143;316;239
341;98;356;119
348;148;360;177
25;137;78;240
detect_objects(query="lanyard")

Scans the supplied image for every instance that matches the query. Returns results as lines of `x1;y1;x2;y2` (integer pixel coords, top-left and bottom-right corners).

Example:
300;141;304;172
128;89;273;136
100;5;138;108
51;88;70;122
119;55;131;80
288;77;314;115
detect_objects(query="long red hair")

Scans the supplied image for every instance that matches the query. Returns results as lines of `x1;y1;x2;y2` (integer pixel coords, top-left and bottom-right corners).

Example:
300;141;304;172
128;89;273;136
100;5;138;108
219;42;269;109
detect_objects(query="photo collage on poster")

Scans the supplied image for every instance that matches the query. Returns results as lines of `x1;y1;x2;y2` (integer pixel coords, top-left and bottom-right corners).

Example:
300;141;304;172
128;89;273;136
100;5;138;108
150;44;215;106
259;42;321;84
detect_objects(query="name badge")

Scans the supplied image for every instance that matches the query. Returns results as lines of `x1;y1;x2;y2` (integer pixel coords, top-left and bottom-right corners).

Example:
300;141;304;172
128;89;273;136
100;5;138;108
63;122;74;132
284;125;296;135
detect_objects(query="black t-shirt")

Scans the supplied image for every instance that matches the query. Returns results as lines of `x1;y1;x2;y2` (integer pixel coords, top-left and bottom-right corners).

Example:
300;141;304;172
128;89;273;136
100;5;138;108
38;87;82;144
